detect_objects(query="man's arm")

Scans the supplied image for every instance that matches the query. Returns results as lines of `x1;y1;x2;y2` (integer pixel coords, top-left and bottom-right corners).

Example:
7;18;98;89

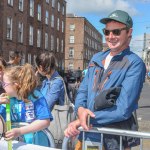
74;70;95;130
91;59;146;125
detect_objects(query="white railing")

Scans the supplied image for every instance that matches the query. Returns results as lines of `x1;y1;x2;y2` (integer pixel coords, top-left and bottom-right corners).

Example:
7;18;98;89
62;127;150;150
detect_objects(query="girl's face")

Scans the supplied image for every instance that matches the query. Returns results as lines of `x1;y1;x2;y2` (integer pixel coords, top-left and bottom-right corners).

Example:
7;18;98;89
2;74;18;98
37;66;47;77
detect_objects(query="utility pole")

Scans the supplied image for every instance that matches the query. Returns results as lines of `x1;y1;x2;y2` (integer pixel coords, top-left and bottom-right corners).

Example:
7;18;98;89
143;33;146;50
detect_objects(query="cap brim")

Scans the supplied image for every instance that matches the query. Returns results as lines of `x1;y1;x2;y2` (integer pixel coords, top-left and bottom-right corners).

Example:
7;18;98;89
100;17;121;24
100;17;126;25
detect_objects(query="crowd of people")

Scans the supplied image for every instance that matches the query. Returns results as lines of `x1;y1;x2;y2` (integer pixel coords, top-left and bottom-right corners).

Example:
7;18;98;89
0;9;147;150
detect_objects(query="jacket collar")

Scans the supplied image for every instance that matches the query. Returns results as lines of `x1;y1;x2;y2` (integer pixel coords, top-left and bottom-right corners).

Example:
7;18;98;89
92;47;130;67
43;71;59;84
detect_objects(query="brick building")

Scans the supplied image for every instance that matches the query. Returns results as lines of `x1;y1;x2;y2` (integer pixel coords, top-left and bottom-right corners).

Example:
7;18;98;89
0;0;66;73
65;14;103;72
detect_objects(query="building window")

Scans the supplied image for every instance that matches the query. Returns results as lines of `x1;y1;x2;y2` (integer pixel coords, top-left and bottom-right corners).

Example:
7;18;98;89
21;52;25;65
37;29;41;47
45;33;48;49
37;4;41;21
56;38;59;52
52;0;55;7
8;0;13;6
45;10;49;25
29;25;33;45
62;21;64;32
19;0;23;11
70;24;75;31
61;40;63;53
46;0;49;3
62;5;65;15
51;35;54;51
62;61;64;70
51;14;54;27
69;47;74;58
57;18;60;30
28;53;32;64
18;22;23;43
33;54;37;66
69;63;74;70
69;36;74;43
6;17;13;40
58;2;60;12
30;0;34;17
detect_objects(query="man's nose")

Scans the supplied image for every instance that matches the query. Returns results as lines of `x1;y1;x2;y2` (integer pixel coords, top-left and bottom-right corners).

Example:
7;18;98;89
108;31;115;38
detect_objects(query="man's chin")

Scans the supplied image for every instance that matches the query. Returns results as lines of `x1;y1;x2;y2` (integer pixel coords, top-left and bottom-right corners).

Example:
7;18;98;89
110;48;119;52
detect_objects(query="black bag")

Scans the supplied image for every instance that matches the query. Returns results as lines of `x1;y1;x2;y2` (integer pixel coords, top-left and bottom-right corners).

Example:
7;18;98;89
94;87;121;111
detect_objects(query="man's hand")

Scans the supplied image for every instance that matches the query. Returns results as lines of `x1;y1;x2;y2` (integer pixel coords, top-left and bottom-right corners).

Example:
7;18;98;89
78;107;95;130
5;128;21;141
64;119;80;138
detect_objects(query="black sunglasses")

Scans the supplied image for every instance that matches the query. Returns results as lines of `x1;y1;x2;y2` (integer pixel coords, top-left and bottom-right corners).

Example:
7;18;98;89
102;27;129;36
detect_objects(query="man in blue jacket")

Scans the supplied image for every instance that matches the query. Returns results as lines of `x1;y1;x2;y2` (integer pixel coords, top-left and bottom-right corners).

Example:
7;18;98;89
64;10;146;150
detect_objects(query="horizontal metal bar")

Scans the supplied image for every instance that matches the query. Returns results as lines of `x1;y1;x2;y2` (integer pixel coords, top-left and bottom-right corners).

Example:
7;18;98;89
78;127;150;139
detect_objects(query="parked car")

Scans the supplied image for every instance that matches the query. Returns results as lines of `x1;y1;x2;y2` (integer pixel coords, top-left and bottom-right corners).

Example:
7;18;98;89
67;72;76;83
66;70;82;83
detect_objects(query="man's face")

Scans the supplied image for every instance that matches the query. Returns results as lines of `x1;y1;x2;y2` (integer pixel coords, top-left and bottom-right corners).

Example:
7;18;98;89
104;21;132;54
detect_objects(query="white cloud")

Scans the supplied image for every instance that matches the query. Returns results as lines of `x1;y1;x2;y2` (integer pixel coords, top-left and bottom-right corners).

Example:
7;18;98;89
66;0;138;16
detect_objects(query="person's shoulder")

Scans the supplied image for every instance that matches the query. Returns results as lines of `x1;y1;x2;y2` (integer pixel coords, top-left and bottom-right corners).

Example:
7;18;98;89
127;51;144;64
91;50;110;62
52;76;64;84
28;89;43;102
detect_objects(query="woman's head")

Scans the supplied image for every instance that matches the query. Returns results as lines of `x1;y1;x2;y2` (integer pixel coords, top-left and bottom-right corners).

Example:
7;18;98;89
2;63;38;100
35;52;57;76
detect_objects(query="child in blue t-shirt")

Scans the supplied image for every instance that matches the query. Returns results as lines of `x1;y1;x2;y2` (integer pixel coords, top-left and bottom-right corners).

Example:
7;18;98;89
0;63;52;142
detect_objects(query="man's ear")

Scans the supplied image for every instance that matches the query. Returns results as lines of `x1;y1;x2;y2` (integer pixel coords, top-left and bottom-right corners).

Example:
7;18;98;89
128;28;133;37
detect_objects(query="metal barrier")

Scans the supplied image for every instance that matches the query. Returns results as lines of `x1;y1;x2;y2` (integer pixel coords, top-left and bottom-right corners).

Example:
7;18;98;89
62;127;150;150
12;122;56;148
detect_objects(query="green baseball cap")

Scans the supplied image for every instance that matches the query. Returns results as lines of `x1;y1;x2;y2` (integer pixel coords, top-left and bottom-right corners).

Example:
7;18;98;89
100;10;133;28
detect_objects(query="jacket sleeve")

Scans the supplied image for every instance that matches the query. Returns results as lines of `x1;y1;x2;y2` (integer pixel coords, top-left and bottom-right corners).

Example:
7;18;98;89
44;79;64;111
91;59;146;125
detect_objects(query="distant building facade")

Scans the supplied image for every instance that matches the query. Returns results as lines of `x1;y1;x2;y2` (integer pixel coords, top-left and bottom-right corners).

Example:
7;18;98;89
65;14;103;72
143;33;150;71
0;0;66;73
102;43;109;51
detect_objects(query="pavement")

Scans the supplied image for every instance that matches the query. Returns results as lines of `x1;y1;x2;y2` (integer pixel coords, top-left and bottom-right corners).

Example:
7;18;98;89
131;120;150;150
132;79;150;150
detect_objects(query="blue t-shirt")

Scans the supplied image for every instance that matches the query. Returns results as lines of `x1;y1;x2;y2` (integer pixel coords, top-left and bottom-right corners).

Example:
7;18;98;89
0;89;53;122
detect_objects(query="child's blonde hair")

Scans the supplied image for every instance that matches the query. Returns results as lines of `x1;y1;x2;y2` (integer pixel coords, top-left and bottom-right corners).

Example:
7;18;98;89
4;63;38;100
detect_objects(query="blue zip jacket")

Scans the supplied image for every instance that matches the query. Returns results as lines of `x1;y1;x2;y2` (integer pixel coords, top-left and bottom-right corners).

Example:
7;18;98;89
75;47;146;127
40;71;65;111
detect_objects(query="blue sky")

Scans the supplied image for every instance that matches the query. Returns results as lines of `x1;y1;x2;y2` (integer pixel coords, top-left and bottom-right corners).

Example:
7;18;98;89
66;0;150;56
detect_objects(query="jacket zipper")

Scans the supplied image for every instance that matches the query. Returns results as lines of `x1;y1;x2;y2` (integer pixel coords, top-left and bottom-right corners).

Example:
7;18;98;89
99;70;112;91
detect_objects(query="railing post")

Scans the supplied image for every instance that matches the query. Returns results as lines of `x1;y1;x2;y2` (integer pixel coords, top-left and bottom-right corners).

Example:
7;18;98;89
140;138;143;150
100;133;103;150
120;136;123;150
82;131;85;150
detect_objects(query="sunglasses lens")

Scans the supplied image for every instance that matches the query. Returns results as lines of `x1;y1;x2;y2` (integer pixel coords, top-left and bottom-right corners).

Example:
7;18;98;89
103;29;110;36
113;29;121;36
103;27;127;36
